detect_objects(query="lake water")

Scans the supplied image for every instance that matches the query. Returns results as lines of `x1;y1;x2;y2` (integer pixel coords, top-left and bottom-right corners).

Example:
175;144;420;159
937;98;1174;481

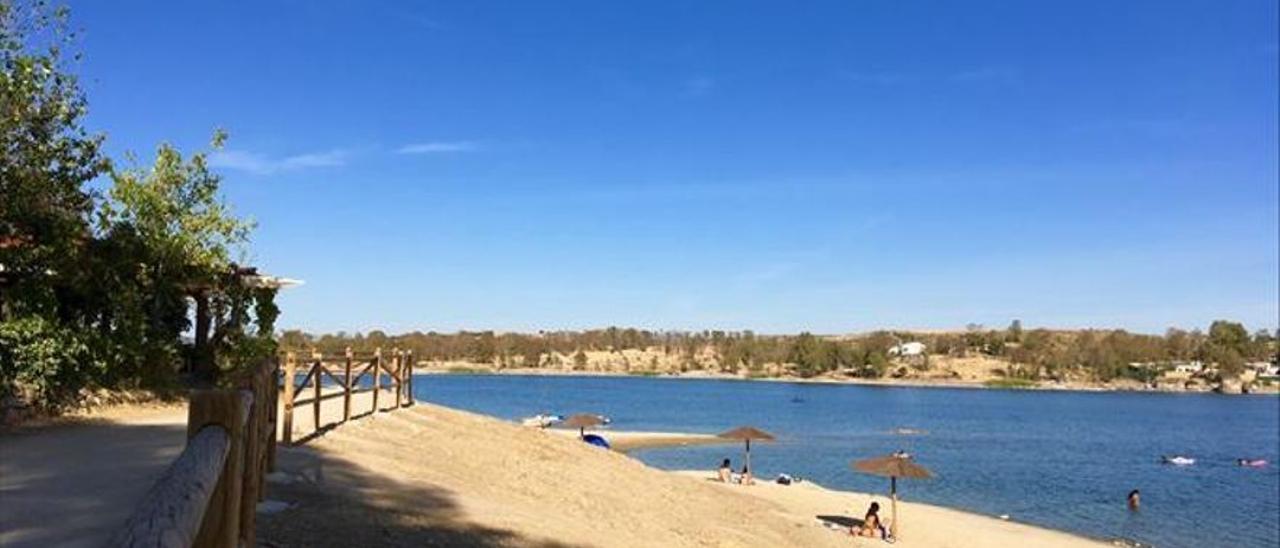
411;374;1280;548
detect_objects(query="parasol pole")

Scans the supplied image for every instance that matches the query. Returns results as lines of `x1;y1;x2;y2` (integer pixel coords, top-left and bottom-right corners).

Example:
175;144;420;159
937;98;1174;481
746;438;752;474
891;475;899;539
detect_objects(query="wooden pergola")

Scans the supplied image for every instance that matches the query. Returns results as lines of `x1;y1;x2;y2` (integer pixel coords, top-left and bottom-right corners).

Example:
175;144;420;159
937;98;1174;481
189;265;302;381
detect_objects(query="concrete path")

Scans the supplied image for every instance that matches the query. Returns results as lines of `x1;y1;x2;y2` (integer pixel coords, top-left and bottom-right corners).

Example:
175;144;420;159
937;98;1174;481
0;406;187;547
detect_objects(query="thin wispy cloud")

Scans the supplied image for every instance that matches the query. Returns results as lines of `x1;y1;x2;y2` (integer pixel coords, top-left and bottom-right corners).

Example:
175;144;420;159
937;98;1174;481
209;148;349;175
396;141;478;154
682;75;715;97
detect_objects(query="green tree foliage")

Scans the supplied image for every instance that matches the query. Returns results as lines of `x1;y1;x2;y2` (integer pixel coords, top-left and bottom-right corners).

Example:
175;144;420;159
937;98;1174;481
0;315;103;407
1;1;109;318
1007;319;1023;343
1204;320;1250;378
0;2;271;410
787;332;825;377
96;136;259;381
103;134;251;274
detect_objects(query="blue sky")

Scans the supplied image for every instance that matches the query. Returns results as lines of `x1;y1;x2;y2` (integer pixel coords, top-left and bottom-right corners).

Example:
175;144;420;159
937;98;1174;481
69;1;1277;335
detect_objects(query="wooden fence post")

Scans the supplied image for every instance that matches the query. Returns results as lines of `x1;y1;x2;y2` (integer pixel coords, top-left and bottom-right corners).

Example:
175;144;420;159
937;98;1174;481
406;350;414;405
267;357;278;471
372;347;382;413
189;390;249;548
237;364;268;543
394;349;404;408
312;352;322;433
283;352;296;445
343;346;353;422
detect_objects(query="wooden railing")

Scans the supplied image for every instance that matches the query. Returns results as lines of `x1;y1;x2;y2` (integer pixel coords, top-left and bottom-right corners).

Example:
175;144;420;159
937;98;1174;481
112;359;278;547
281;347;415;444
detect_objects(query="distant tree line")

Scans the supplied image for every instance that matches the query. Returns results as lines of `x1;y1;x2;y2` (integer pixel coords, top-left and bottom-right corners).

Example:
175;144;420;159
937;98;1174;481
280;320;1277;382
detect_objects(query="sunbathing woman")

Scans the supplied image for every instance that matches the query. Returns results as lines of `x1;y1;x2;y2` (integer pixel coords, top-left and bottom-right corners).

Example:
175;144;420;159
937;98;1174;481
717;458;732;482
857;502;884;538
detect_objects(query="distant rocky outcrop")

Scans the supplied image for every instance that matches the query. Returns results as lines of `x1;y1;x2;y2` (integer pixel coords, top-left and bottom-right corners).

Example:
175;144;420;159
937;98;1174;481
1216;377;1245;394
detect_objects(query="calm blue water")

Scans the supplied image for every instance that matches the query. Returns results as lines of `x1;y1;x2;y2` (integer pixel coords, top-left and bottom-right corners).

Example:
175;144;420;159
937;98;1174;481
412;375;1280;548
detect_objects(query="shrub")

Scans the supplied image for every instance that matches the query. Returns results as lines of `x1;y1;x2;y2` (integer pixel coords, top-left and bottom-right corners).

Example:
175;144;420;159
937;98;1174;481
984;378;1037;389
0;316;105;411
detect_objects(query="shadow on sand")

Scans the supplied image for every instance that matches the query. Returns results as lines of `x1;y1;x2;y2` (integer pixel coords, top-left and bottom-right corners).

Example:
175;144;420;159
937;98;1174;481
0;420;188;547
259;442;580;548
816;514;865;529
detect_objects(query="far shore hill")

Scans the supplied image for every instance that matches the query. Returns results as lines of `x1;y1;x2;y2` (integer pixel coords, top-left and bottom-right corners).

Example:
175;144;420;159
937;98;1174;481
415;357;1279;395
283;323;1279;395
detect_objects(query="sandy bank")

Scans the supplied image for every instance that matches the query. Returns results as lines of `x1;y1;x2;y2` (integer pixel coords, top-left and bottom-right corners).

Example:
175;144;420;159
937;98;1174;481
672;471;1106;548
265;397;847;547
264;391;1108;547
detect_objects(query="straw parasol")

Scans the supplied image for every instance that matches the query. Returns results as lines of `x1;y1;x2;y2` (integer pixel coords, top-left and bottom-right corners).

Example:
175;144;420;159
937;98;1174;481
851;454;933;540
561;414;604;438
717;426;775;474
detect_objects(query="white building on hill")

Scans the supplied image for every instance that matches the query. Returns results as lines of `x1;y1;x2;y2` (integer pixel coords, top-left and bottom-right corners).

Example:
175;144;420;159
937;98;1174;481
889;342;927;357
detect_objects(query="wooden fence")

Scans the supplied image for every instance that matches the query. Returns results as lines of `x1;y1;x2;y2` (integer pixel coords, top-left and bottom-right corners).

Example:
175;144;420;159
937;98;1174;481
281;347;415;444
112;359;278;547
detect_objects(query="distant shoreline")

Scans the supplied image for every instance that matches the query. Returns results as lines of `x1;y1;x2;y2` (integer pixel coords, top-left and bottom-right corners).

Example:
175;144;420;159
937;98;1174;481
415;365;1280;396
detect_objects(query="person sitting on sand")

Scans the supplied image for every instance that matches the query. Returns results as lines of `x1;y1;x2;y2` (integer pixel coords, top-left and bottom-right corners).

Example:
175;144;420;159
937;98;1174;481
717;458;732;482
856;502;886;538
738;464;754;485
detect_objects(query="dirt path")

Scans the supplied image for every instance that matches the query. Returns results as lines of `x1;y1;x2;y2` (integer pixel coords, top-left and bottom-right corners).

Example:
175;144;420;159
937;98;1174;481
0;405;187;547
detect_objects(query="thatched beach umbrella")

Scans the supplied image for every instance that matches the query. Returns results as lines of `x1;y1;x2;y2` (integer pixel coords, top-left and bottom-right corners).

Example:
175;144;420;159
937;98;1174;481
852;454;933;539
717;426;775;474
561;414;604;438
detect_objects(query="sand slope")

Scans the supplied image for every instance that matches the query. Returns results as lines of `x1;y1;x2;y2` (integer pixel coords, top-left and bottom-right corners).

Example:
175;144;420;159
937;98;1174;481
264;400;847;547
264;396;1106;547
2;389;1108;547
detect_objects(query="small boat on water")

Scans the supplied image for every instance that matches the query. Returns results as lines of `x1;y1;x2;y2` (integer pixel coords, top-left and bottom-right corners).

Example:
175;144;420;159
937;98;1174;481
1237;458;1268;468
520;414;563;428
893;427;927;436
1161;455;1195;466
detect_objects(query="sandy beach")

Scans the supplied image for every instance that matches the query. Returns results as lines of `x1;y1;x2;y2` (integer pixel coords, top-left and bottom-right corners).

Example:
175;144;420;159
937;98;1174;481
672;471;1106;548
3;389;1108;547
259;390;1108;547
